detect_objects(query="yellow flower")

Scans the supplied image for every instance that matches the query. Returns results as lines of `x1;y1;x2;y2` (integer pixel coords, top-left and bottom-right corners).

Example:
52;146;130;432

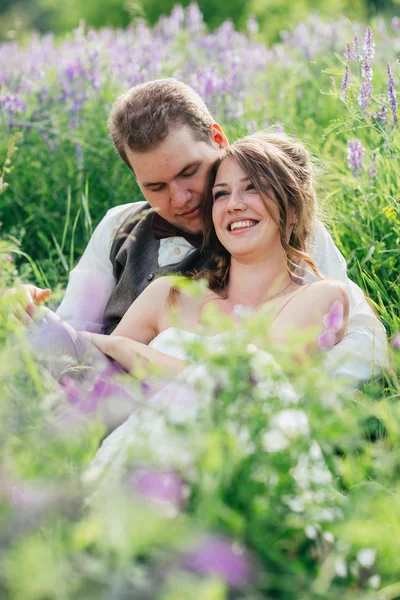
382;206;398;223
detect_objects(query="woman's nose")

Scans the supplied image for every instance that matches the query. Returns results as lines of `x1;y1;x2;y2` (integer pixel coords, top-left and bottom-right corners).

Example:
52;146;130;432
226;190;246;211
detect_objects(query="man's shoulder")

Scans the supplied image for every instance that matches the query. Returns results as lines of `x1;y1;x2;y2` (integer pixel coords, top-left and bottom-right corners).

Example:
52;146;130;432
104;201;148;226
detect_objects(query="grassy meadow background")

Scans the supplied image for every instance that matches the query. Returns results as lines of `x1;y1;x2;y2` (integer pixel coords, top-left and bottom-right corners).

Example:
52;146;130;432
0;2;400;598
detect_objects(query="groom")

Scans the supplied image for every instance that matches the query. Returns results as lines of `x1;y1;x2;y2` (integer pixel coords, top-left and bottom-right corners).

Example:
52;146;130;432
22;78;387;383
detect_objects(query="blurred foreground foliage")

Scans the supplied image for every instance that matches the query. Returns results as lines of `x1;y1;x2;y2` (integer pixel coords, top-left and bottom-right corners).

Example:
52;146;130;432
0;257;400;598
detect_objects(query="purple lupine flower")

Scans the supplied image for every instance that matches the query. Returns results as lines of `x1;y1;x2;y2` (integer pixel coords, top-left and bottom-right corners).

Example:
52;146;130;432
352;33;361;61
392;334;400;350
126;468;186;511
368;151;378;179
363;27;375;64
344;42;353;60
377;104;389;125
184;536;255;588
0;93;27;116
358;57;373;113
347;139;365;177
387;63;398;128
341;65;350;99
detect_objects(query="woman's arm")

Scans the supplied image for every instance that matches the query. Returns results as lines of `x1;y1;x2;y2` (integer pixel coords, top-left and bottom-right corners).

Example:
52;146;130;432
82;332;188;374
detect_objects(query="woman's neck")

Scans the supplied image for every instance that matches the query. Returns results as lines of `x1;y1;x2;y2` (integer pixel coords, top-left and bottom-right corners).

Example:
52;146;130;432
226;252;292;306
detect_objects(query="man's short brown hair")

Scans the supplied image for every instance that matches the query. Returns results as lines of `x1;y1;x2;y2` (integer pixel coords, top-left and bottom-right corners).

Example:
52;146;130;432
108;78;215;170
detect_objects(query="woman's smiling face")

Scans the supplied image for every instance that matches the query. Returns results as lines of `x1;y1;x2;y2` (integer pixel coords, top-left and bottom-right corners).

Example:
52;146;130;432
211;157;284;262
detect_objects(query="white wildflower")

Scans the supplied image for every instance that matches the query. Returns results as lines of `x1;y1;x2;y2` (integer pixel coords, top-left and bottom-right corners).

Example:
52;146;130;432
323;531;335;544
272;409;309;438
368;574;381;589
334;557;348;578
305;525;318;539
262;429;289;452
357;548;376;569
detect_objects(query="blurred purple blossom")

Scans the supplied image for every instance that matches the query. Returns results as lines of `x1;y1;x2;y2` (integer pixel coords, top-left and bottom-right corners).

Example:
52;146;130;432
358;28;375;113
387;63;398;128
341;65;350;99
352;33;361;61
368;151;378;179
344;42;352;61
318;329;337;351
347;139;365;177
323;300;344;332
126;468;186;511
392;17;400;33
376;104;389;125
392;334;400;350
0;93;26;116
184;536;255;588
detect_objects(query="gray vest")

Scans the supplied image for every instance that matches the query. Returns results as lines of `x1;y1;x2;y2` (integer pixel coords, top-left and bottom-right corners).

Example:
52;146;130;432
102;203;212;334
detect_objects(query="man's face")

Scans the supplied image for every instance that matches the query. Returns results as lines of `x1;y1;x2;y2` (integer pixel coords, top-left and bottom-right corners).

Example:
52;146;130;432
125;124;227;234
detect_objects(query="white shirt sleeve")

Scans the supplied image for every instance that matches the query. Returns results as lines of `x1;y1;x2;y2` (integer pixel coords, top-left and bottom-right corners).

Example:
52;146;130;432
56;202;146;332
305;220;389;384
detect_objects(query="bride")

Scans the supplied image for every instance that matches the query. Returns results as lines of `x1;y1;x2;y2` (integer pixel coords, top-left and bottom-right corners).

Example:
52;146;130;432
83;131;349;372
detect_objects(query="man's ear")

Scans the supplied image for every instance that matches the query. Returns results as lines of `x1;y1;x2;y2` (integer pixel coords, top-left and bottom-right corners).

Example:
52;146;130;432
210;123;229;149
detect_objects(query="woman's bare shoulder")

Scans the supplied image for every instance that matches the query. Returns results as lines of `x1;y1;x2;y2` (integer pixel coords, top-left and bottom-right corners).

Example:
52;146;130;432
301;280;349;312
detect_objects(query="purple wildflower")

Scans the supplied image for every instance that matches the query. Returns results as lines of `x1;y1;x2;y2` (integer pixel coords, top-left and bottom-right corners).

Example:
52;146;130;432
352;33;361;61
347;139;365;177
126;468;186;511
0;93;27;116
377;104;389;126
344;42;352;60
318;329;337;350
392;17;400;33
387;63;398;128
184;536;255;588
323;300;344;333
392;334;400;350
341;65;350;99
363;27;375;64
368;151;378;179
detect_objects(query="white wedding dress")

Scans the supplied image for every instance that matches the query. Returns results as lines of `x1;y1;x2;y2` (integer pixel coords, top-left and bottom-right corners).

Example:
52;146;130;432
84;328;226;486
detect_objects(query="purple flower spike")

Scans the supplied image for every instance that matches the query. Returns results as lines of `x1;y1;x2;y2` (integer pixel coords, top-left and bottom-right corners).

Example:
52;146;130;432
369;151;378;179
392;334;400;350
341;65;350;99
127;468;186;511
363;27;375;64
323;300;344;333
184;536;254;588
387;63;398;129
347;139;365;177
344;42;352;61
352;33;360;61
357;27;375;113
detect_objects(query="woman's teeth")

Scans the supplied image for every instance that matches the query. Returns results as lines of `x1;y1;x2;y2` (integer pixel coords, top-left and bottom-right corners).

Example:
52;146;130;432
229;220;258;231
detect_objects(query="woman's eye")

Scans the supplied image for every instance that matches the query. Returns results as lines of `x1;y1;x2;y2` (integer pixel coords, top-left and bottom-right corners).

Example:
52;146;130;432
246;183;256;191
213;191;227;201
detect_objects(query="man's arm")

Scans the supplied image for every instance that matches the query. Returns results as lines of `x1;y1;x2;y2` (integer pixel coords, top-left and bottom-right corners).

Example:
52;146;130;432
305;221;388;382
56;202;144;332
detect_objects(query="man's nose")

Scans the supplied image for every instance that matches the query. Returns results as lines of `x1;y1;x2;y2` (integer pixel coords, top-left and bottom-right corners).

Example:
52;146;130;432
170;182;192;207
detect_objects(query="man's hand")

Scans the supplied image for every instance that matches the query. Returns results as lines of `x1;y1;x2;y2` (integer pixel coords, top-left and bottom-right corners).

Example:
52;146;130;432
8;284;51;323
